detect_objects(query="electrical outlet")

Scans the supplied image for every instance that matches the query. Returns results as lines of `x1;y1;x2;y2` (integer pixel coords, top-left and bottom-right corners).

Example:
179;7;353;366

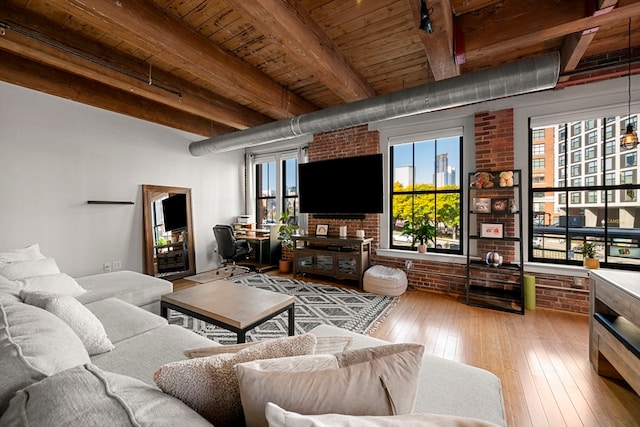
103;262;112;272
112;261;122;270
572;277;585;288
405;260;413;270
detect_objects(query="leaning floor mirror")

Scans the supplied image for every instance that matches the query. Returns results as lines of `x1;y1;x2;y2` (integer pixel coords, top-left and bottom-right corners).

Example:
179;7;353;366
142;184;196;281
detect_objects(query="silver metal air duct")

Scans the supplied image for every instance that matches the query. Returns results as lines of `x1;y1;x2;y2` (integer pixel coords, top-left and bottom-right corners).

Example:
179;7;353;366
189;52;560;156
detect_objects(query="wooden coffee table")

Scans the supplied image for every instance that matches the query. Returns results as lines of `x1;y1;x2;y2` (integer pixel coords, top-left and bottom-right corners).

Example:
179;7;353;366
160;281;295;343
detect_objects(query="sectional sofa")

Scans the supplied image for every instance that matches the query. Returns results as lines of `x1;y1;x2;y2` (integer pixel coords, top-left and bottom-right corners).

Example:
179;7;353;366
0;244;506;426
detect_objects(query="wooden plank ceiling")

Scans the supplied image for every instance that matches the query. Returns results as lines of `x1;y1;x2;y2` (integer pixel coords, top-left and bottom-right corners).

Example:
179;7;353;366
1;0;639;139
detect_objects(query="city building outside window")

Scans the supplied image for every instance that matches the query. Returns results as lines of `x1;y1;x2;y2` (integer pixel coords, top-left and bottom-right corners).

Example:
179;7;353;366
254;152;300;228
390;135;462;253
530;114;640;269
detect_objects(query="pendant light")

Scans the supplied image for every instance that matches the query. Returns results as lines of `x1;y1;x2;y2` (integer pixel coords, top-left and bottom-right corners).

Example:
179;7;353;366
621;17;638;150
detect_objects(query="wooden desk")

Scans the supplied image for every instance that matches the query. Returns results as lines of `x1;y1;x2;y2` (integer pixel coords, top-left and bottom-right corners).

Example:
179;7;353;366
234;231;281;269
589;269;640;396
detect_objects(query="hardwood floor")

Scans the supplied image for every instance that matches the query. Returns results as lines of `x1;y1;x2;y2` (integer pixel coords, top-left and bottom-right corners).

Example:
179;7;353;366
173;270;640;426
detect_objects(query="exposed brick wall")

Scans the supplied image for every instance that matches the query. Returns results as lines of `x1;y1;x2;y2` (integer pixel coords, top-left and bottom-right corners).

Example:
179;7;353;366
529;273;590;314
298;114;589;314
306;125;381;248
475;109;514;171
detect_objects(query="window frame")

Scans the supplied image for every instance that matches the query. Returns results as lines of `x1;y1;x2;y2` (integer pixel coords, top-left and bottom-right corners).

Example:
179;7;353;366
249;149;304;229
529;115;640;270
388;132;463;254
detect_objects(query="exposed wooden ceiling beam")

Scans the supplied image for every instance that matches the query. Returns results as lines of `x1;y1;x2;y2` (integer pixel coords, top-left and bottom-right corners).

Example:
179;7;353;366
408;0;460;80
465;1;640;62
0;5;271;130
54;0;318;120
0;51;226;137
229;0;376;102
559;0;618;82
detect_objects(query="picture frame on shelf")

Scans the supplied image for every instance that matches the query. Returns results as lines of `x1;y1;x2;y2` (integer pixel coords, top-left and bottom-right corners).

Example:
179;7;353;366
491;198;509;213
480;223;504;239
473;198;491;213
315;224;329;236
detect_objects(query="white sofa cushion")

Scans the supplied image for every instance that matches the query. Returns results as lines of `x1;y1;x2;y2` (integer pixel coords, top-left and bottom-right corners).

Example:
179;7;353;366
0;243;46;263
0;364;211;427
9;273;87;297
0;301;90;413
20;291;114;355
265;402;501;427
0;274;21;303
75;270;172;309
0;257;60;280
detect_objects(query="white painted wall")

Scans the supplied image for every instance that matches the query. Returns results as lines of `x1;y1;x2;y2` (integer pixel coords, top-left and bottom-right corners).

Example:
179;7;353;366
0;81;245;277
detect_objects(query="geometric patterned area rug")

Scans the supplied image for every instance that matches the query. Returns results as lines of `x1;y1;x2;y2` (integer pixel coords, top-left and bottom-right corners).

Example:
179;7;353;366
168;273;398;345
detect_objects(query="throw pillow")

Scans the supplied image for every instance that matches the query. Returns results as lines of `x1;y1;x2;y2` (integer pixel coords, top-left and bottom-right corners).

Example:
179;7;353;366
0;257;60;280
0;301;90;414
0;274;21;303
11;273;87;296
0;243;46;263
264;402;502;427
153;333;317;427
238;353;340;373
0;364;212;427
183;335;353;358
20;290;114;355
236;343;424;427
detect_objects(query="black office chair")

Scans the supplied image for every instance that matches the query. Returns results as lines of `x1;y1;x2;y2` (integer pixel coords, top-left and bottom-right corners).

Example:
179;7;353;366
213;224;252;276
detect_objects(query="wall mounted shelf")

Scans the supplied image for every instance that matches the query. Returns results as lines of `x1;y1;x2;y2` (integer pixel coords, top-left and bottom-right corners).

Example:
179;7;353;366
87;201;134;205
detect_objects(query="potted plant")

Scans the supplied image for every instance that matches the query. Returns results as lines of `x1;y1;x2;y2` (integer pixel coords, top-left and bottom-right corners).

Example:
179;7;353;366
573;241;599;269
277;209;298;272
401;216;436;253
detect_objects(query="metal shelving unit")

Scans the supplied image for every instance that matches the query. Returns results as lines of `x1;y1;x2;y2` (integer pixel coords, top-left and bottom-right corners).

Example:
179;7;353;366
466;170;524;314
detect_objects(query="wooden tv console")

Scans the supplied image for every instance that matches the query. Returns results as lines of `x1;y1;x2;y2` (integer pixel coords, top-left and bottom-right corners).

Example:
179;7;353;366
292;235;372;288
589;269;640;396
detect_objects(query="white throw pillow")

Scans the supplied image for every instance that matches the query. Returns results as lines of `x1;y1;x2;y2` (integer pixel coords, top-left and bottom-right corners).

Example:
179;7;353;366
264;402;501;427
0;275;21;303
20;291;114;355
12;273;87;297
0;244;46;263
0;258;60;280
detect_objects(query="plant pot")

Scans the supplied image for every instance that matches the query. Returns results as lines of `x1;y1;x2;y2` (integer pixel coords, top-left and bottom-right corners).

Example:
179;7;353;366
584;257;600;269
418;244;427;253
279;259;293;273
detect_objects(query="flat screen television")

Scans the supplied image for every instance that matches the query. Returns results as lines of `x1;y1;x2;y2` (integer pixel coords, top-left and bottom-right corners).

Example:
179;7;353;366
298;154;383;217
162;194;187;231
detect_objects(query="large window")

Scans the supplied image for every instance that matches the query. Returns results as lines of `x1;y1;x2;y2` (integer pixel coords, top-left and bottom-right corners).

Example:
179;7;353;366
390;136;462;253
530;114;640;269
254;152;300;227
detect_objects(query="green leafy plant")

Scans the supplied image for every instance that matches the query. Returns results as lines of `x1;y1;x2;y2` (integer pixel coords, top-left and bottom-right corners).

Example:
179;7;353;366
157;237;167;246
401;216;436;248
277;209;299;250
573;241;596;258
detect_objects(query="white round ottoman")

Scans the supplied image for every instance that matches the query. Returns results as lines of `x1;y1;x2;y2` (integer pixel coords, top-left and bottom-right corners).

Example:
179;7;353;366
363;265;408;296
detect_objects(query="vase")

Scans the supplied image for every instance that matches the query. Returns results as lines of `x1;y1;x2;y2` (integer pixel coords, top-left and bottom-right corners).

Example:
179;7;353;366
584;258;600;269
279;259;293;273
418;244;427;253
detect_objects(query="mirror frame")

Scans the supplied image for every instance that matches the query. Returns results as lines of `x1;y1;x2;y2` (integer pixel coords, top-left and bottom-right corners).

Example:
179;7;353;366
142;184;196;280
